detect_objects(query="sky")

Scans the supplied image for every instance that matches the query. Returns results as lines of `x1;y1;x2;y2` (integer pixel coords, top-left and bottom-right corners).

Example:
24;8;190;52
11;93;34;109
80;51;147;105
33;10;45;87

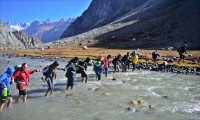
0;0;92;23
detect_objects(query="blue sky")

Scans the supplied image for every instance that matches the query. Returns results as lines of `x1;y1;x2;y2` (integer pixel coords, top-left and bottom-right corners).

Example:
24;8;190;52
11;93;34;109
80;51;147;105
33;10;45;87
0;0;92;23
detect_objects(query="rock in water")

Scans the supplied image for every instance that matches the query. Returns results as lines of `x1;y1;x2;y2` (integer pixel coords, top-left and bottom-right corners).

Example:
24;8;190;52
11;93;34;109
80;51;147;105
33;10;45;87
131;100;138;105
149;105;155;109
104;92;111;96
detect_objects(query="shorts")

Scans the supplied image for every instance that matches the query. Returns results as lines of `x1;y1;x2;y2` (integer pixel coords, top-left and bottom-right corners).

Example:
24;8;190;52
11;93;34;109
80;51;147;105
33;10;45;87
19;89;27;96
46;77;54;90
1;90;11;103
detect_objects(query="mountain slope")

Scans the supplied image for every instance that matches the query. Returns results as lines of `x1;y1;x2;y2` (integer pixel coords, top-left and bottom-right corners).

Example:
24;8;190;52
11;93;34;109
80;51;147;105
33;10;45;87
58;0;200;49
61;0;148;38
41;18;75;43
12;31;42;48
0;20;24;48
22;19;55;42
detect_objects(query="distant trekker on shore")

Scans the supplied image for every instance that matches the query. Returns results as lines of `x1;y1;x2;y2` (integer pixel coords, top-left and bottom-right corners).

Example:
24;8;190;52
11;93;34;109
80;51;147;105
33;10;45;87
177;44;187;63
152;50;160;64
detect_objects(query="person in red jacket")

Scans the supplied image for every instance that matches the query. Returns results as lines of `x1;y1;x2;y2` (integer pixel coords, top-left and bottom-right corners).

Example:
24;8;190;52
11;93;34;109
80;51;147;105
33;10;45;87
12;63;38;103
102;55;112;77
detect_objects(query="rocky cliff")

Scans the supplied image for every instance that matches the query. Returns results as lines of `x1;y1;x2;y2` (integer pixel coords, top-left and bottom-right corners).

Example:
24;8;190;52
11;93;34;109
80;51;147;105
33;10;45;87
12;31;42;48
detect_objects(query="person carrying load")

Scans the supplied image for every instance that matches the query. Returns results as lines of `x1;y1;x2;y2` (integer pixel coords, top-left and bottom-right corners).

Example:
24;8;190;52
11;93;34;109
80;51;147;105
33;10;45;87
0;67;15;112
42;61;59;97
12;63;39;103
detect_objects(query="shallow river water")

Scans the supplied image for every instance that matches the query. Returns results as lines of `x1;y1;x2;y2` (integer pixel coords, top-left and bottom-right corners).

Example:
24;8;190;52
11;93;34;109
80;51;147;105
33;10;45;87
0;54;199;120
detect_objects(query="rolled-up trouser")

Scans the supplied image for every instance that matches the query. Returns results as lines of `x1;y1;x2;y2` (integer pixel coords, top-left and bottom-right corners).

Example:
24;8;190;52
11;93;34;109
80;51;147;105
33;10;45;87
46;77;54;90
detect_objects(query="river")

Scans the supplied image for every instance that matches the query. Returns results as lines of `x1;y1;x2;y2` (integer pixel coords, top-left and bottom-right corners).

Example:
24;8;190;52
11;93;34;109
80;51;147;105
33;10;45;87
0;53;199;120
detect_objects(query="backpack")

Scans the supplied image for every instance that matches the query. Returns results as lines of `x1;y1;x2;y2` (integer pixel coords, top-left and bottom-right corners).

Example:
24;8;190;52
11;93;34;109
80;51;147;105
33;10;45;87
42;65;51;77
13;65;22;83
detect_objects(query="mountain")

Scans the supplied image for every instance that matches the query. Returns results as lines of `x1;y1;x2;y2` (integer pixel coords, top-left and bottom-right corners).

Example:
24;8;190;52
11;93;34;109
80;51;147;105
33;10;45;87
12;31;42;48
41;18;75;43
0;20;42;49
22;19;55;42
6;22;30;31
59;0;200;49
0;20;24;48
60;0;148;38
22;18;75;43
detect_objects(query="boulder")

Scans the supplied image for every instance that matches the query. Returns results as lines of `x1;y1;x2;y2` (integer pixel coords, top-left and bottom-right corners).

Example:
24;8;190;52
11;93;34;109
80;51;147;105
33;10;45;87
138;99;145;105
163;61;168;66
131;100;138;105
82;46;88;50
167;47;173;50
149;105;155;109
41;47;44;51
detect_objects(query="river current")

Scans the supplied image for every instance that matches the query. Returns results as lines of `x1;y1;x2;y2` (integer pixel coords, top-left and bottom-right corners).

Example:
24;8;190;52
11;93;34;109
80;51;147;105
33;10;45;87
0;54;199;120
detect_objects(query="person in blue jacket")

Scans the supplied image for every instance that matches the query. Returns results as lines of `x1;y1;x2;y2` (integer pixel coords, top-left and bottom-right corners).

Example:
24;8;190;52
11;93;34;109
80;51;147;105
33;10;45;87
0;67;15;112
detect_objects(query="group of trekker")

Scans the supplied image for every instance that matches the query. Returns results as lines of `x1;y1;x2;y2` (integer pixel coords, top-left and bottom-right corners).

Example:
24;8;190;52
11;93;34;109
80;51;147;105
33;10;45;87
0;44;187;112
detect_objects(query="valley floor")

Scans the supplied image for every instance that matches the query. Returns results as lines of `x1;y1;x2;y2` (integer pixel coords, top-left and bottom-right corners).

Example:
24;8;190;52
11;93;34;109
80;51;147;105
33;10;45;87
2;46;200;68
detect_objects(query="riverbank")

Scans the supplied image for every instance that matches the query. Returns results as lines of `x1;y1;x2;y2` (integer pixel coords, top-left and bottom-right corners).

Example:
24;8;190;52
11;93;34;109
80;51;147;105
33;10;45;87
1;46;200;75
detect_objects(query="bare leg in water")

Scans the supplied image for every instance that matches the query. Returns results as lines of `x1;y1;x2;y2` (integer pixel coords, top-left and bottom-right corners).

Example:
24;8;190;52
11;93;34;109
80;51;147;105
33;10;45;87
45;89;53;97
0;103;5;112
22;95;27;102
7;97;12;107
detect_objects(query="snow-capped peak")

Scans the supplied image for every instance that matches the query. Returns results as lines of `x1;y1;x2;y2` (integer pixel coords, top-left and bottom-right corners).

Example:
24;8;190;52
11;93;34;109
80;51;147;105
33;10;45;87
6;22;30;31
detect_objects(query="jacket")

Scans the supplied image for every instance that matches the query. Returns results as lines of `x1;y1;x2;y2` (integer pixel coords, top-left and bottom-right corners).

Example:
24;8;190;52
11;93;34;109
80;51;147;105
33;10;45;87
12;68;34;90
0;67;15;91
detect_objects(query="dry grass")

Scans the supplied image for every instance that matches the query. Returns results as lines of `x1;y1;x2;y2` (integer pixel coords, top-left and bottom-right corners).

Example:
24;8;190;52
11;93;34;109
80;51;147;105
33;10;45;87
8;46;200;68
